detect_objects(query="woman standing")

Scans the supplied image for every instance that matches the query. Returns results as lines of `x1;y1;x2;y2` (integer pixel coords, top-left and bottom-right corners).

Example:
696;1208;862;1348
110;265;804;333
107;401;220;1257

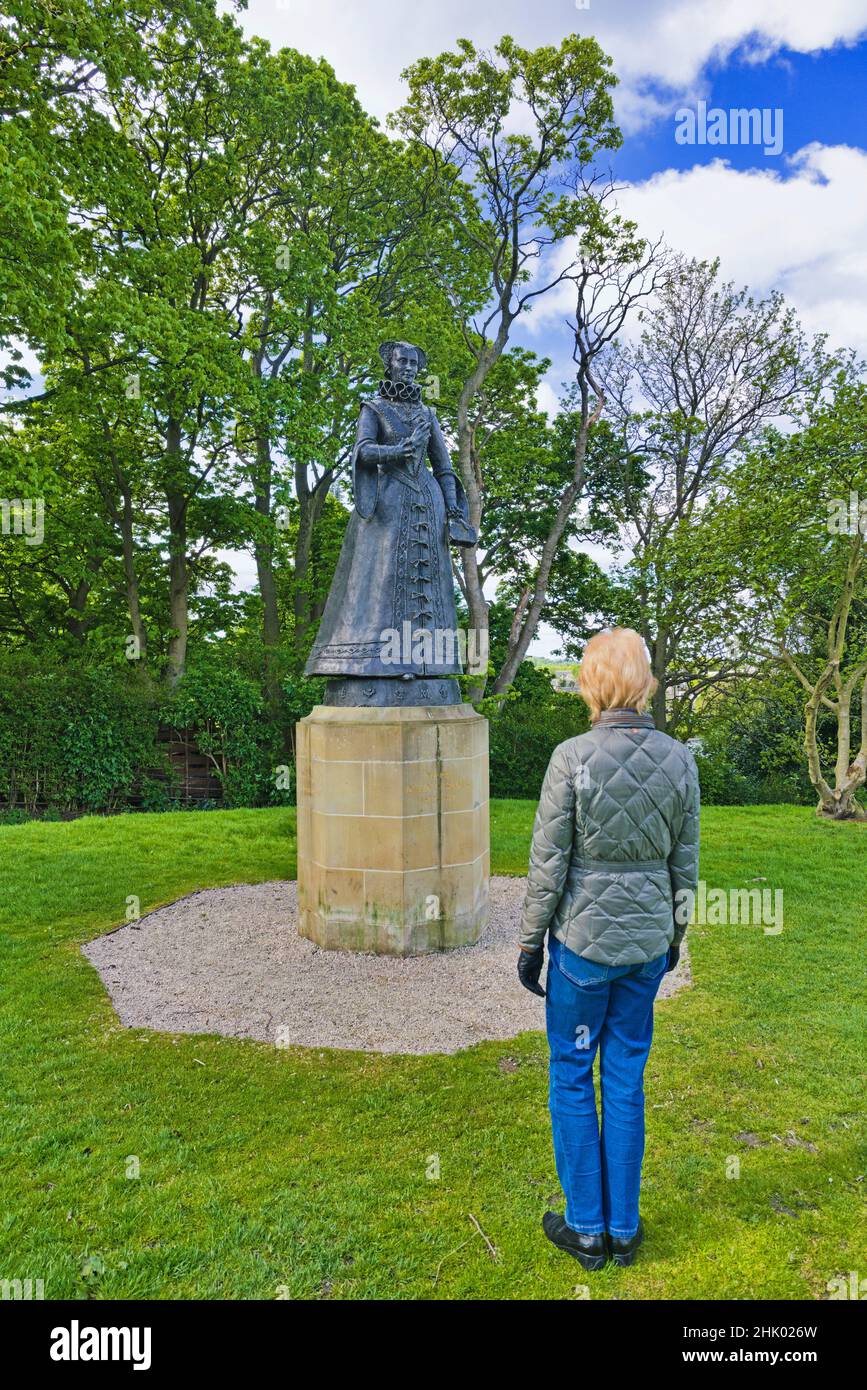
516;628;700;1271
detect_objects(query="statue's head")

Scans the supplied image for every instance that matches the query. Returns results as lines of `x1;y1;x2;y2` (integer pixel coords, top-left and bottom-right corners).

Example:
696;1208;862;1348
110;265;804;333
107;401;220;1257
378;340;427;385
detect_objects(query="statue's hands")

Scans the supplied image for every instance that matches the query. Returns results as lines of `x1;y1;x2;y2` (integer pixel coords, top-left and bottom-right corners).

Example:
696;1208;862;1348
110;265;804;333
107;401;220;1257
400;422;430;459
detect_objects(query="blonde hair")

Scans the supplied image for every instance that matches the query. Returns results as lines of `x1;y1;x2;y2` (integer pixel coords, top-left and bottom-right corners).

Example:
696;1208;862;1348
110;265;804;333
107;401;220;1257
578;627;658;722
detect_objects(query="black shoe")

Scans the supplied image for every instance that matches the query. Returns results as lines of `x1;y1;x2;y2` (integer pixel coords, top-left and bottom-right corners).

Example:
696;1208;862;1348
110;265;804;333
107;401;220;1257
542;1211;608;1271
608;1218;644;1267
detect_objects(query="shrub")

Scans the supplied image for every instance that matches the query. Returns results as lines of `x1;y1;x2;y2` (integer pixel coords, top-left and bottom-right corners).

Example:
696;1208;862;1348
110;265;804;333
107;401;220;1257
0;654;163;814
162;661;279;809
690;676;837;806
60;667;163;811
487;662;590;799
693;745;757;806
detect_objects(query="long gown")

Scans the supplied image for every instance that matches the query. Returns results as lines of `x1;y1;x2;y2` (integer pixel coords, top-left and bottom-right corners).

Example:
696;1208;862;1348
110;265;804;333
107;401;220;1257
304;388;471;697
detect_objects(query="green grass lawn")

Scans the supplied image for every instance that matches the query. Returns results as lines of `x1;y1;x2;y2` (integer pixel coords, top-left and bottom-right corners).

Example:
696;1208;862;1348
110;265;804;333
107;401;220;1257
0;804;864;1300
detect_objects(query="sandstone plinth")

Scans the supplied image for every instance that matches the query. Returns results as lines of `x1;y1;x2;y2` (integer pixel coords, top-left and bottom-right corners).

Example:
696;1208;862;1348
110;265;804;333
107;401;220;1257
296;704;489;954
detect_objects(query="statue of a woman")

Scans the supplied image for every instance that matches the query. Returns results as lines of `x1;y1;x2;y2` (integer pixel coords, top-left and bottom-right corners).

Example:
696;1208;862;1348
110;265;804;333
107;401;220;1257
305;341;476;707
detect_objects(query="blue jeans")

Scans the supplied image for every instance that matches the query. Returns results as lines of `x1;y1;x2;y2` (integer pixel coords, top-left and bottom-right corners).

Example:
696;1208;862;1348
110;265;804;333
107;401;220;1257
545;934;669;1238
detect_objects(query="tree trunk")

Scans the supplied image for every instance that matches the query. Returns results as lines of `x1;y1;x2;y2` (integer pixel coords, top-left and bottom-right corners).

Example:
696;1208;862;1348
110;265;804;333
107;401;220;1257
650;629;667;730
293;470;331;660
95;425;147;661
165;419;188;686
252;435;281;704
797;586;867;821
291;307;335;663
119;480;147;661
490;479;582;695
490;391;600;695
808;672;867;820
460;548;489;702
457;358;496;702
66;579;90;641
247;301;282;677
816;787;866;819
255;532;280;651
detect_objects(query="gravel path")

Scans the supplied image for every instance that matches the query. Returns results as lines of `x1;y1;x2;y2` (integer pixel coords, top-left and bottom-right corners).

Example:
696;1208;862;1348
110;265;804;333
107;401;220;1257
83;878;691;1055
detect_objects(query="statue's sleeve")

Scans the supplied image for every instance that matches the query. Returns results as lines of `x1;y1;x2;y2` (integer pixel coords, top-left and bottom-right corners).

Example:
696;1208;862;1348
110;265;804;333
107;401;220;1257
352;402;406;519
351;405;379;519
428;411;470;522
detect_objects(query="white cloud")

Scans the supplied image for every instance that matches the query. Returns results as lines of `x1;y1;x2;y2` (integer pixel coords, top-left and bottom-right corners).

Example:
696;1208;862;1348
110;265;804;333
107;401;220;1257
529;620;565;659
535;379;561;421
234;0;867;132
523;141;867;349
614;143;867;356
215;547;259;592
609;0;867;99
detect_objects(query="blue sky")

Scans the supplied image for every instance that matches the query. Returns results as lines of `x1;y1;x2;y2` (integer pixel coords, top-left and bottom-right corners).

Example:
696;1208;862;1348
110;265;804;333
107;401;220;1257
236;0;867;331
232;0;867;376
225;2;867;651
613;42;867;179
11;2;865;653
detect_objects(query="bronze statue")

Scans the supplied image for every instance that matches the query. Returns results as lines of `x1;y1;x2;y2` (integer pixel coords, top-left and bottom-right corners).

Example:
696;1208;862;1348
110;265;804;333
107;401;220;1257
305;341;477;706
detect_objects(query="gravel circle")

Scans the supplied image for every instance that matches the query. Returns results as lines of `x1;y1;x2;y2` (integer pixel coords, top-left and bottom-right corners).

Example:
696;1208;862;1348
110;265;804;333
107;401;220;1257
83;878;691;1055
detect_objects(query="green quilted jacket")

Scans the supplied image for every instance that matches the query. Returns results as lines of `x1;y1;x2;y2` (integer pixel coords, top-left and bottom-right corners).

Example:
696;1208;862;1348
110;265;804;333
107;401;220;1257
518;707;700;965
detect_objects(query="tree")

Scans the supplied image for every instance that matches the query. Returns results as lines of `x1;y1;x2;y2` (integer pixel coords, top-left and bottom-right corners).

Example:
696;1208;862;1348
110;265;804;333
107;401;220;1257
0;0;214;372
605;256;831;730
0;417;115;648
461;360;628;686
19;12;286;682
393;34;622;696
725;381;867;819
490;216;665;693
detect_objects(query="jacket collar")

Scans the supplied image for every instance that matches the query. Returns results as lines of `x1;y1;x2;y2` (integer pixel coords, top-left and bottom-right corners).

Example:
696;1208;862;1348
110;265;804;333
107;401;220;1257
594;707;656;729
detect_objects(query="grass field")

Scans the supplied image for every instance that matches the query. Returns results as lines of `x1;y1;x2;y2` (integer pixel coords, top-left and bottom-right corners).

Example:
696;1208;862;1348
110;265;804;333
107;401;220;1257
0;803;864;1300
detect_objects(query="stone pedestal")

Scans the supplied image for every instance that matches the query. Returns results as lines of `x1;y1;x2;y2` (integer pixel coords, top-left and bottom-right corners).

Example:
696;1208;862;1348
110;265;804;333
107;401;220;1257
296;704;489;955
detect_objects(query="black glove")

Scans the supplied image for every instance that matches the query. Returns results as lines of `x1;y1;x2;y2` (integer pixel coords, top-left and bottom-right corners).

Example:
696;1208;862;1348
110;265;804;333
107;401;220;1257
666;942;681;973
517;945;546;997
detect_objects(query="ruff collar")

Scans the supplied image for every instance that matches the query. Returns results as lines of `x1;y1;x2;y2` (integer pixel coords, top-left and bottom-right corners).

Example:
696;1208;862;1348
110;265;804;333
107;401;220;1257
378;378;422;404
